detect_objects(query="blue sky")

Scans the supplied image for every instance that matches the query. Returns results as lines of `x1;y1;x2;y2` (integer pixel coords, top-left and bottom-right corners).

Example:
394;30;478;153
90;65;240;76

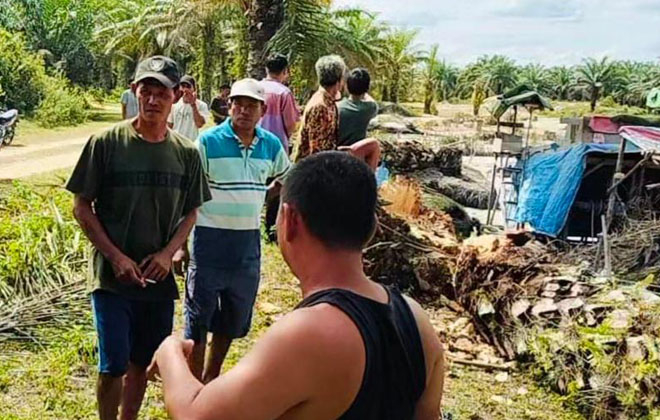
333;0;660;66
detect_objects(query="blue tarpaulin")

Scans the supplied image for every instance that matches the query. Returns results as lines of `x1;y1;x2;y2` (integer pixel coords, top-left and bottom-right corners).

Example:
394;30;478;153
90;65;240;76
514;143;635;237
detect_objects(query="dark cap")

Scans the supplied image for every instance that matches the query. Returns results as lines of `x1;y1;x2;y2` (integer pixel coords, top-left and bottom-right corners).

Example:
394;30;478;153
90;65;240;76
134;56;180;89
180;75;196;89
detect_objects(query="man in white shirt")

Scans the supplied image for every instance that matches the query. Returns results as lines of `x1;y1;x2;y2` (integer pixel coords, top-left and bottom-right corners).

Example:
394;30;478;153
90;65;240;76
120;85;138;120
168;75;210;140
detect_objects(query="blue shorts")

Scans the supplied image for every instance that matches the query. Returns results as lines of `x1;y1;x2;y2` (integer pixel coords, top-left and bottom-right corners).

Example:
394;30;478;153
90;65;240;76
184;264;260;341
92;290;174;377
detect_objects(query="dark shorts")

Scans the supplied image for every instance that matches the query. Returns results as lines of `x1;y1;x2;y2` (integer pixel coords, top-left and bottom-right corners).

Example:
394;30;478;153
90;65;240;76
91;290;174;377
184;264;260;342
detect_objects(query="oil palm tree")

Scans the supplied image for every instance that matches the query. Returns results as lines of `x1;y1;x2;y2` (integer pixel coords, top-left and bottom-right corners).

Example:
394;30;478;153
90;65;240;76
548;66;574;100
478;55;519;95
518;63;550;94
434;60;459;102
456;55;519;100
576;56;618;112
422;44;440;114
376;29;420;103
269;6;384;99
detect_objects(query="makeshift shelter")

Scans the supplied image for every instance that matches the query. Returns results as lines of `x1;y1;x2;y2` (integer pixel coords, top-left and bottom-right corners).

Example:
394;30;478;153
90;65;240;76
484;86;553;227
513;126;660;239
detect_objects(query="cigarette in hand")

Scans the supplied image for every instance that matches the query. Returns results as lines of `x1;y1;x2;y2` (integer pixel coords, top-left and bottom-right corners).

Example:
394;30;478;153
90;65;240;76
145;278;157;284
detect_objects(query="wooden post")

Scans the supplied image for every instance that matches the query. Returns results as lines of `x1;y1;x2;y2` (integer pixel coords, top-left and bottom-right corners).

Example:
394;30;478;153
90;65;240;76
512;106;518;135
601;214;612;278
605;138;627;229
486;154;499;225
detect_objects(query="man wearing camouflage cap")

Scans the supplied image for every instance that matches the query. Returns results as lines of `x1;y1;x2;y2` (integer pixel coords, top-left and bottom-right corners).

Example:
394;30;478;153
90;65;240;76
66;55;211;420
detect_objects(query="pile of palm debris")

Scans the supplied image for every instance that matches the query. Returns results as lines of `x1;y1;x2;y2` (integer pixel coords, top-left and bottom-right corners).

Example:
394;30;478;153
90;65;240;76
365;172;660;418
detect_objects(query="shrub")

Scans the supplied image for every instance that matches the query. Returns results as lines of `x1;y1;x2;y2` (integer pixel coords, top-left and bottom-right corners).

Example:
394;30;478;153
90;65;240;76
0;181;86;301
108;85;125;102
0;29;47;113
599;95;617;108
35;76;89;128
84;87;109;103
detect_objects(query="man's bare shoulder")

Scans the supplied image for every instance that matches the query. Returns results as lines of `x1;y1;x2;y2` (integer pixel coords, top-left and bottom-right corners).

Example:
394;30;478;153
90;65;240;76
241;302;365;410
260;302;364;359
402;296;443;366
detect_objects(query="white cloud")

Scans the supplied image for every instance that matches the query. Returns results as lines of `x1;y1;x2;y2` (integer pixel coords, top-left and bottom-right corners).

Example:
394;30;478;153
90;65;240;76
491;0;583;20
332;0;660;65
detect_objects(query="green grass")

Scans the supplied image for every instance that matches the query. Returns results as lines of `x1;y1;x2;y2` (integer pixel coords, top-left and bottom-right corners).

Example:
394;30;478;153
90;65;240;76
539;100;654;119
0;170;585;420
0;240;586;419
13;102;121;147
444;367;585;420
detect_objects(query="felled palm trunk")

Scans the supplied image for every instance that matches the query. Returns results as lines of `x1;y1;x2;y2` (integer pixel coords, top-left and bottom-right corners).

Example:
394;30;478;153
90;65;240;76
380;139;462;176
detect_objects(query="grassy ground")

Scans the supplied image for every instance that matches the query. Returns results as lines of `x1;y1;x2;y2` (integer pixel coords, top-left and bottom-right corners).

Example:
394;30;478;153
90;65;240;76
538;100;655;119
0;239;585;420
0;174;586;420
13;102;122;147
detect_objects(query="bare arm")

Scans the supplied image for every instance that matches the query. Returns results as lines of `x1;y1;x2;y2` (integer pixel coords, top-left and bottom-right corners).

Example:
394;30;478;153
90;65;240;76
414;348;445;420
338;138;381;170
73;195;143;286
165;209;197;258
140;208;198;281
121;104;127;120
154;315;314;420
404;296;445;420
151;306;363;420
190;101;206;128
282;92;301;138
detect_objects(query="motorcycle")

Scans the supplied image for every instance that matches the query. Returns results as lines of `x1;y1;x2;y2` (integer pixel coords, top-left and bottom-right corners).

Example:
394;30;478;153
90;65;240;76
0;108;18;149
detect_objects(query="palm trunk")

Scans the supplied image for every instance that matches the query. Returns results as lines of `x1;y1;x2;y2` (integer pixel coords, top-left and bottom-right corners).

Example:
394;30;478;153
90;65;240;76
199;22;215;102
381;82;389;102
390;69;400;103
219;42;228;86
247;0;284;79
590;85;600;112
423;81;433;114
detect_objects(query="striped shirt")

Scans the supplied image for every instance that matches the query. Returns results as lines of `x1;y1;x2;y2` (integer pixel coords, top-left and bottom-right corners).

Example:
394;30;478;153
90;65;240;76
196;119;290;231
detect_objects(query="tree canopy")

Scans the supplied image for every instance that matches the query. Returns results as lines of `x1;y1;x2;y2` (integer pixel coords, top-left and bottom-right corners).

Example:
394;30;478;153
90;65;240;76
1;0;659;115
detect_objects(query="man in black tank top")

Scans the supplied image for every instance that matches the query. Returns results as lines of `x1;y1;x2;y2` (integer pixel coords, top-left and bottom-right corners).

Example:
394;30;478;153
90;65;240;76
149;151;445;419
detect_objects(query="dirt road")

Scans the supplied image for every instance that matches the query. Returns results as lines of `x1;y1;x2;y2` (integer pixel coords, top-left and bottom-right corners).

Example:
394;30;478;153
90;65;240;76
0;136;89;180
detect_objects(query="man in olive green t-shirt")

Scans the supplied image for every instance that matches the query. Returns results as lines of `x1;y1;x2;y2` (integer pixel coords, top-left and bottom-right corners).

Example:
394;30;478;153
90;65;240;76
66;56;211;420
337;68;379;146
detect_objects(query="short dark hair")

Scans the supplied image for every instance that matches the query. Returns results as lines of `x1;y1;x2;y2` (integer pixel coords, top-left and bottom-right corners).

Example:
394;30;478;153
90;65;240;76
220;83;231;90
346;68;371;96
282;152;377;250
266;54;289;75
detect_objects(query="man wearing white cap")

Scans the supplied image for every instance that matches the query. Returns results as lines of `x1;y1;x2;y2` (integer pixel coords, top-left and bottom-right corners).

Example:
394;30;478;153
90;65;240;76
184;78;291;382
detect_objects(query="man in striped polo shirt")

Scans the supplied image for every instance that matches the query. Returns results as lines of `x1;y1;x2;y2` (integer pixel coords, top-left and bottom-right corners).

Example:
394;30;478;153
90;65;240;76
185;78;290;382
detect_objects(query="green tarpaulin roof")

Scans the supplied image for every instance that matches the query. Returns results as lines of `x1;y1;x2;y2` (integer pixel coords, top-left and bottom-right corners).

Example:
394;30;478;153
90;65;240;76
647;88;660;109
488;85;554;120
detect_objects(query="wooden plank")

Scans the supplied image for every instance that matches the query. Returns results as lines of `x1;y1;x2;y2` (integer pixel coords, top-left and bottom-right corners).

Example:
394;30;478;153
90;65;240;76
497;121;524;129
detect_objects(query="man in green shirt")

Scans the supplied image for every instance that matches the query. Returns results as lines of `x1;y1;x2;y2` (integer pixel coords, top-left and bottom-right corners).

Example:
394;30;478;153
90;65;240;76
337;68;379;146
66;55;211;420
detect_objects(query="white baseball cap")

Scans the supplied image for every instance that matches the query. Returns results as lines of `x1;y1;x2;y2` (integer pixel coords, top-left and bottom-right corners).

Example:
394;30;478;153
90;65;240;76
229;78;265;102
